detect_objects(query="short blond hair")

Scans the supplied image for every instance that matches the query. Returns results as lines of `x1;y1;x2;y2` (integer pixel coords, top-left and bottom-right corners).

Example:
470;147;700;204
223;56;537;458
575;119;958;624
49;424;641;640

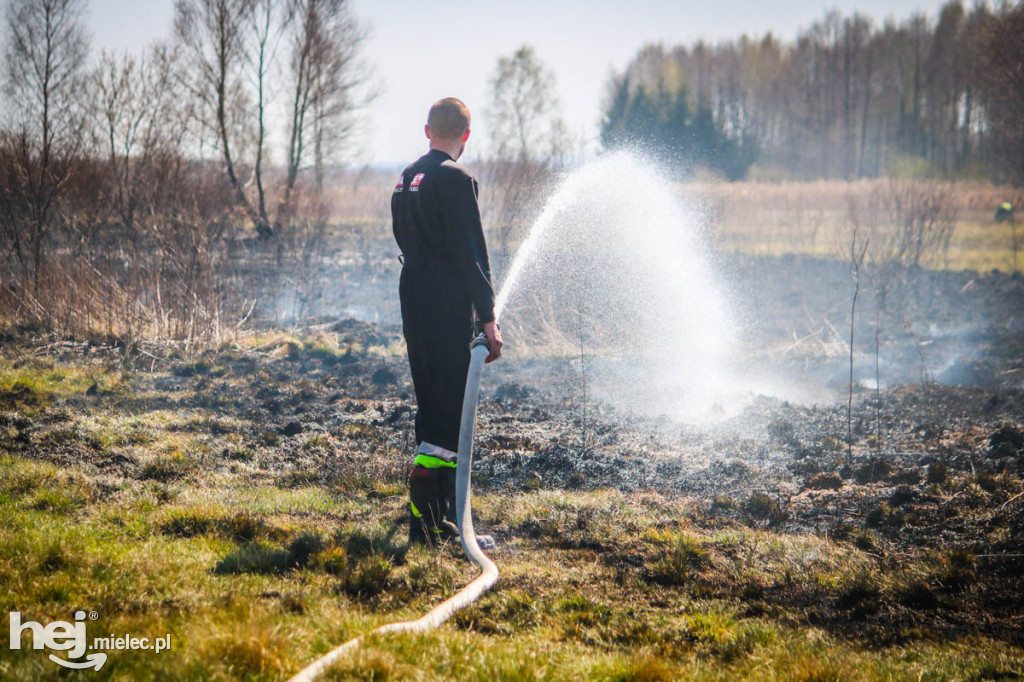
427;97;471;140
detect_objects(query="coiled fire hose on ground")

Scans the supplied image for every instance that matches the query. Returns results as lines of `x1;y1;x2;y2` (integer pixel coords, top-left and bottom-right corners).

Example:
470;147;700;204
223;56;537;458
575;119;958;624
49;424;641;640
287;334;497;682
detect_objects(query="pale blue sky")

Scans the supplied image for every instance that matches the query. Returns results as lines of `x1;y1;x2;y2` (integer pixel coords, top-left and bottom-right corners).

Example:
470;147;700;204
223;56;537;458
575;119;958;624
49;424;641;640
86;0;954;164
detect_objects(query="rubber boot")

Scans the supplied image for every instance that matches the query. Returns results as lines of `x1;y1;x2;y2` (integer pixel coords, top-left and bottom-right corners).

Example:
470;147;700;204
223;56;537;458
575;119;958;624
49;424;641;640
408;465;458;547
408;464;497;550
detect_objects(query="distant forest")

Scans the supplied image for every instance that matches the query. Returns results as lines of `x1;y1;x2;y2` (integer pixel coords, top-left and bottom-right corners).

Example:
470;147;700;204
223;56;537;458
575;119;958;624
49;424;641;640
601;1;1024;183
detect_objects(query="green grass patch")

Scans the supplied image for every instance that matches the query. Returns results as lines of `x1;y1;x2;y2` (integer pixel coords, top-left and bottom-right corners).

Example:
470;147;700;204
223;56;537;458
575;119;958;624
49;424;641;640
0;358;121;409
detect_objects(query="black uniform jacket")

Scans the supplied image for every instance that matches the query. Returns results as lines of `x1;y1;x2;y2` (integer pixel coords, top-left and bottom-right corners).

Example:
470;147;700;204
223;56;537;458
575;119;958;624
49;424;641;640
391;149;495;324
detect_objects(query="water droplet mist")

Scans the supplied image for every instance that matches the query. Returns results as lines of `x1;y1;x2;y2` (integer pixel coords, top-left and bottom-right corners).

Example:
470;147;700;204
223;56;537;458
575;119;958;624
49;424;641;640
493;152;736;420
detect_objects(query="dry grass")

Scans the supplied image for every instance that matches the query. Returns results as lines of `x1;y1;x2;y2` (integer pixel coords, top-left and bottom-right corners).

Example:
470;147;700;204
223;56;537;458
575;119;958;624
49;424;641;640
690;179;1023;272
324;170;1023;275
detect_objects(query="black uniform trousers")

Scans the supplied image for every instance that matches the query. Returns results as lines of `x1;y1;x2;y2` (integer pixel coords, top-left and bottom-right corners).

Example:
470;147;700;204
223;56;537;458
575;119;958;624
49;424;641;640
399;255;476;455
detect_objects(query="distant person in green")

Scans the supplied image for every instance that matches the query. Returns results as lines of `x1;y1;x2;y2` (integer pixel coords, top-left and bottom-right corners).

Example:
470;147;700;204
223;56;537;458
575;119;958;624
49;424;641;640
391;98;502;545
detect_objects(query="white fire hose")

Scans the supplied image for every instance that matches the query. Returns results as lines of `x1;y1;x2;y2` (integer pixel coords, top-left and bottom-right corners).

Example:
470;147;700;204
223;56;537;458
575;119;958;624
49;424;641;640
287;335;497;681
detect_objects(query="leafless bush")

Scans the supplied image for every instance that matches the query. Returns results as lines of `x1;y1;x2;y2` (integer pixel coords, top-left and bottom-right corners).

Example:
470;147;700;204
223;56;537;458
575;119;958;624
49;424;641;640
855;179;958;338
0;124;255;353
90;45;192;233
874;178;958;269
280;206;329;325
477;158;554;260
1;0;89;276
0;0;265;350
834;220;870;462
0;0;379;350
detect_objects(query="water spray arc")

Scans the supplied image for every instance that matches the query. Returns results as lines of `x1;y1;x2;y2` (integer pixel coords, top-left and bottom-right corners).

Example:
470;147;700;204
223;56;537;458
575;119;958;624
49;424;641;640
496;151;735;420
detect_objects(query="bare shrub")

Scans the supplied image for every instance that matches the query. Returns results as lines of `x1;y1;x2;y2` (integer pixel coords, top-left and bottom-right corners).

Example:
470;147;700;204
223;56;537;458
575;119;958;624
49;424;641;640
834;219;870;462
477;158;554;263
90;45;192;233
0;148;253;354
278;207;330;325
874;179;958;270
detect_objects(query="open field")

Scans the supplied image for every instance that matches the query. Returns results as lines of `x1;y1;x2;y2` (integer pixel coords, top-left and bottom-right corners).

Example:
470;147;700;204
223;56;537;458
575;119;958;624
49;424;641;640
695;180;1024;273
324;172;1024;278
3;0;1023;674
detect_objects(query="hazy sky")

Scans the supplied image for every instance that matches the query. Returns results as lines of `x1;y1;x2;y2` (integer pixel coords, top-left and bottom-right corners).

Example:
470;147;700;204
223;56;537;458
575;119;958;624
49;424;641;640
86;0;954;165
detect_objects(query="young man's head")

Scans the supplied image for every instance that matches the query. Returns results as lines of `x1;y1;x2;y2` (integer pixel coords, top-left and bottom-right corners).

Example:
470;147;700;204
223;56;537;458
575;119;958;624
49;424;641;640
425;97;471;160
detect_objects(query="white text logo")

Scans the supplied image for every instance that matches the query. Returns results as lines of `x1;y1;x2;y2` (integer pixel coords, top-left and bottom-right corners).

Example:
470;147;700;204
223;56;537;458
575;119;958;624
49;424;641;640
9;611;172;671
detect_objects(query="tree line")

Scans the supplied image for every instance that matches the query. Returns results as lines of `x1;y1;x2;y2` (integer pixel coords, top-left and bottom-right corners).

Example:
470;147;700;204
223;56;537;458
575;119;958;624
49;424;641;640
601;1;1024;183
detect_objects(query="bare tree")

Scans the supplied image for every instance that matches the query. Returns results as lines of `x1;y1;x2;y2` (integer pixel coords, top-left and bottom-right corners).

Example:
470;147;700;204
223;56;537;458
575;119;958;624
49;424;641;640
92;51;142;230
91;45;191;232
175;0;273;237
1;0;89;281
245;0;287;230
487;44;560;163
975;2;1024;183
309;4;366;190
481;45;562;260
275;0;369;231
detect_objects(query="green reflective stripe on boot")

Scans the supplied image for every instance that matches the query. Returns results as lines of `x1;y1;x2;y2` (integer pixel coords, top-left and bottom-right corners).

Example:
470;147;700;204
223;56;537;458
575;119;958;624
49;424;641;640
410;501;423;518
413;454;457;469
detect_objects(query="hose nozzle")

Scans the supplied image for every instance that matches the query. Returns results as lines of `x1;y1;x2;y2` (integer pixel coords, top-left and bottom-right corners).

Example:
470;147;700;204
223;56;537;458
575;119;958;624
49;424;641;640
470;332;490;351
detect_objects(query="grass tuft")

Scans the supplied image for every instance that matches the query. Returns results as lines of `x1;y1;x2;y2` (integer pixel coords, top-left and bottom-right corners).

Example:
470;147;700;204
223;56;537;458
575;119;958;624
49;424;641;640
161;509;215;538
647;533;710;586
837;572;881;614
287;531;327;566
215;542;295;575
745;492;787;524
597;652;677;682
313;547;349;576
139;452;197;481
344;555;392;597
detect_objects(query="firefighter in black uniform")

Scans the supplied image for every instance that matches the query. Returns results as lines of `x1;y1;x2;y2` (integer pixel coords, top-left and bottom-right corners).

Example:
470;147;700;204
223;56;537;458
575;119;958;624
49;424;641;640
392;97;503;545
